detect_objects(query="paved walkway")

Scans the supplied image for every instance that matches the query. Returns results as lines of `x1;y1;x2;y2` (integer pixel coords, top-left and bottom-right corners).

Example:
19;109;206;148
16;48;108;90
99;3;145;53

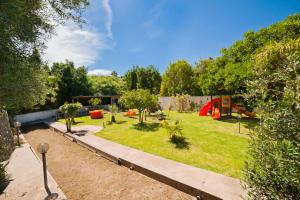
0;136;66;200
46;121;245;200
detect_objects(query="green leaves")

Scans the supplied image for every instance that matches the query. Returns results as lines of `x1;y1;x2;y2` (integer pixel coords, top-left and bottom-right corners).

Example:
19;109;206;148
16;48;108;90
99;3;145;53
244;39;300;199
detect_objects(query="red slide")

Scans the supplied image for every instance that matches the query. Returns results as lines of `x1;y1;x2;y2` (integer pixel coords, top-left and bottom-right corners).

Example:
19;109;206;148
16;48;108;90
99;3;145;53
198;98;220;116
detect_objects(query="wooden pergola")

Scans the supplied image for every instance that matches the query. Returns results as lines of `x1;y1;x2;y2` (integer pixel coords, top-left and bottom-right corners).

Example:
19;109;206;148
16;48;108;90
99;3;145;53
71;95;120;105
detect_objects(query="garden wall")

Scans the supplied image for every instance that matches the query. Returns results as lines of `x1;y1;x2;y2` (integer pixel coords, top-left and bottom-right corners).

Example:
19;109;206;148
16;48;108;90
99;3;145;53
14;109;58;125
159;96;218;111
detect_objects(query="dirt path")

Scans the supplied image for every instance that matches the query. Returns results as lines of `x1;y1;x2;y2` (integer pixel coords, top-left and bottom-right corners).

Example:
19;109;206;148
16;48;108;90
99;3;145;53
23;125;193;200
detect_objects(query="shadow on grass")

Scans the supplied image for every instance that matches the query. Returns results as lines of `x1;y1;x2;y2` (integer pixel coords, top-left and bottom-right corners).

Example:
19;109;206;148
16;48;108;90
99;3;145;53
72;121;84;125
219;115;259;130
131;122;160;132
170;136;190;149
114;120;127;124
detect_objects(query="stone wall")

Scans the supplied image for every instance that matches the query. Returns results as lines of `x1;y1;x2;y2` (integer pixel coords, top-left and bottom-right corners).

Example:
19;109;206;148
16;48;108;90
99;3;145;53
0;110;14;161
158;96;218;111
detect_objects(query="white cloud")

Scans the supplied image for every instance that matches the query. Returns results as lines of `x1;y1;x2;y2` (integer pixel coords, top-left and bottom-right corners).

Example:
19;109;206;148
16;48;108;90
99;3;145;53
43;23;107;66
88;69;112;76
102;0;113;39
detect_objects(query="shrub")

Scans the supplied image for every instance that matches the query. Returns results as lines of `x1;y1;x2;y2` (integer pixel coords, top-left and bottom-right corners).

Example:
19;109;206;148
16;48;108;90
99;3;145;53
189;101;197;111
162;120;183;140
89;98;101;109
176;94;190;112
244;39;300;199
109;104;118;122
0;163;8;194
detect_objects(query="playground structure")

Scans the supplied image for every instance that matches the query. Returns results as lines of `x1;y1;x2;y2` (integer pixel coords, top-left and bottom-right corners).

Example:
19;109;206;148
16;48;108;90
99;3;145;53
199;96;256;120
89;110;103;119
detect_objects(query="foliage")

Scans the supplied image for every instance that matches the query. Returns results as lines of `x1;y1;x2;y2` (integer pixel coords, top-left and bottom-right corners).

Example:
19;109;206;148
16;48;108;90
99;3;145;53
51;61;91;106
0;0;89;114
0;163;8;194
198;14;300;95
109;104;118;122
176;94;190;112
59;102;82;132
89;98;101;109
119;89;156;124
160;60;198;96
162;120;183;140
0;49;48;114
88;75;126;96
124;65;162;94
244;39;300;199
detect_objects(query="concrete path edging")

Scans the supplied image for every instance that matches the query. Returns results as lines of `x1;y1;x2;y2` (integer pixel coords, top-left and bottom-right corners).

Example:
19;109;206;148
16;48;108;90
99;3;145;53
0;135;67;200
45;121;246;200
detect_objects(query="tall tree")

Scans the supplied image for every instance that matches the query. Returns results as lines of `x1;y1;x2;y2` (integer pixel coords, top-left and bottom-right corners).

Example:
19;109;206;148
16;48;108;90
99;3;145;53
160;60;196;96
124;65;162;94
0;0;89;113
51;60;90;106
88;75;126;96
198;14;300;95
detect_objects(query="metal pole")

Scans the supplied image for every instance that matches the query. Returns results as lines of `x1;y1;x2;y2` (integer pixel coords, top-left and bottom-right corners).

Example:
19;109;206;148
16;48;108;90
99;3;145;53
42;153;51;196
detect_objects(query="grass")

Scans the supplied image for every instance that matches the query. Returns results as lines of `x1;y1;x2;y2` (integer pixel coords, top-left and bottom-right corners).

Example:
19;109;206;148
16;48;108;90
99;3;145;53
59;111;259;178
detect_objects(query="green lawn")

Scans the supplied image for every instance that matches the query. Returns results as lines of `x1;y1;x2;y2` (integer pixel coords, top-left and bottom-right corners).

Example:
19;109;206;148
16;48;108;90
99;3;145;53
59;111;258;178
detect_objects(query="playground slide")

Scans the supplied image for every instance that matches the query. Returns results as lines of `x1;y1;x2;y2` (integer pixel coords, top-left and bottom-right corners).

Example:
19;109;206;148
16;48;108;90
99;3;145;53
232;104;256;117
199;101;211;116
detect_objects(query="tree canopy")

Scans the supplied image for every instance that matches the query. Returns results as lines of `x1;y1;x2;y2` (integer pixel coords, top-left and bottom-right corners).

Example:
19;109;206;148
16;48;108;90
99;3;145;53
88;75;126;96
198;14;300;95
124;65;162;94
160;60;197;96
0;0;89;113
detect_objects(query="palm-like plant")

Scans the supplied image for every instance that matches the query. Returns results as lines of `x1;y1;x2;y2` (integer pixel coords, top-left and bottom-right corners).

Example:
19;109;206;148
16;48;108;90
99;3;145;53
109;104;118;122
59;102;82;132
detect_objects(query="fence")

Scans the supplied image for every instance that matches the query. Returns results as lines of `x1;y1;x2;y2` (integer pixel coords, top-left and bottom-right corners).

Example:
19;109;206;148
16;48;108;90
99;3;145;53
158;96;218;111
14;109;58;125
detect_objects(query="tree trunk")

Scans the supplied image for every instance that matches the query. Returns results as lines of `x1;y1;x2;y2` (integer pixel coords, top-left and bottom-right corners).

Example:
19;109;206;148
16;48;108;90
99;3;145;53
111;115;116;122
0;110;15;161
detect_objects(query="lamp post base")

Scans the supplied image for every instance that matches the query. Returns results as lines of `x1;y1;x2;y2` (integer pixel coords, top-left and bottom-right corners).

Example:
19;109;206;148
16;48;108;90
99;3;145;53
44;193;59;200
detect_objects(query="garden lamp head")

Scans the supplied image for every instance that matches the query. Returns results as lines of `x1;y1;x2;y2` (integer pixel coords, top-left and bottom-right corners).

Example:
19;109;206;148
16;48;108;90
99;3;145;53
37;143;50;154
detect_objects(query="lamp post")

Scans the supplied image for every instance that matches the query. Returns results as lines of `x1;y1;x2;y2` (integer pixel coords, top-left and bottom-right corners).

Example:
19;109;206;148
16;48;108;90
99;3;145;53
237;112;241;134
14;121;21;146
37;143;58;200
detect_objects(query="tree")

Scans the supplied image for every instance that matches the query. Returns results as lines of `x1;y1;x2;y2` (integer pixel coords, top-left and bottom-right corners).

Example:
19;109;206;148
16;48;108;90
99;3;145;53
89;98;101;110
124;65;162;94
160;60;196;96
111;71;118;77
51;60;91;106
0;0;89;113
88;75;126;96
120;89;156;124
244;39;300;199
109;104;118;122
198;14;300;95
59;102;82;132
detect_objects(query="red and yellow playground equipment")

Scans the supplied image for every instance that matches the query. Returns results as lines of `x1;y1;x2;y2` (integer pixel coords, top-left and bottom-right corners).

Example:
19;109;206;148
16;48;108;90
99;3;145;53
198;96;256;120
89;110;103;119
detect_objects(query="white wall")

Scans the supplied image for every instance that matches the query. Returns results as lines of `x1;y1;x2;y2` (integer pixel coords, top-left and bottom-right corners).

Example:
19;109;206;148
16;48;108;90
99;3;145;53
14;109;58;124
159;96;218;110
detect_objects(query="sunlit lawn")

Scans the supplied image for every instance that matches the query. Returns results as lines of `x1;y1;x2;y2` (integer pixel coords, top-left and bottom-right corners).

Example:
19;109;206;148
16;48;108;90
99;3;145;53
59;111;258;178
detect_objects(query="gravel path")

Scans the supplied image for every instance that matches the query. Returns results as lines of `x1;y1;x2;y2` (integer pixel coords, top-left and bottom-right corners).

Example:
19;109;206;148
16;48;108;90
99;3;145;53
23;125;193;200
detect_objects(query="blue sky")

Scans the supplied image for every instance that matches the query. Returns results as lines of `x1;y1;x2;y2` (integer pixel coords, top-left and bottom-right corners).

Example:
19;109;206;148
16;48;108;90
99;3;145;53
44;0;300;75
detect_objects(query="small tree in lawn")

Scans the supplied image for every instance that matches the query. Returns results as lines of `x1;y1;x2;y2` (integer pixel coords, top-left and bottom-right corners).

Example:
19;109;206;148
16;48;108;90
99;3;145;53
59;102;82;132
120;89;153;124
109;104;118;123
